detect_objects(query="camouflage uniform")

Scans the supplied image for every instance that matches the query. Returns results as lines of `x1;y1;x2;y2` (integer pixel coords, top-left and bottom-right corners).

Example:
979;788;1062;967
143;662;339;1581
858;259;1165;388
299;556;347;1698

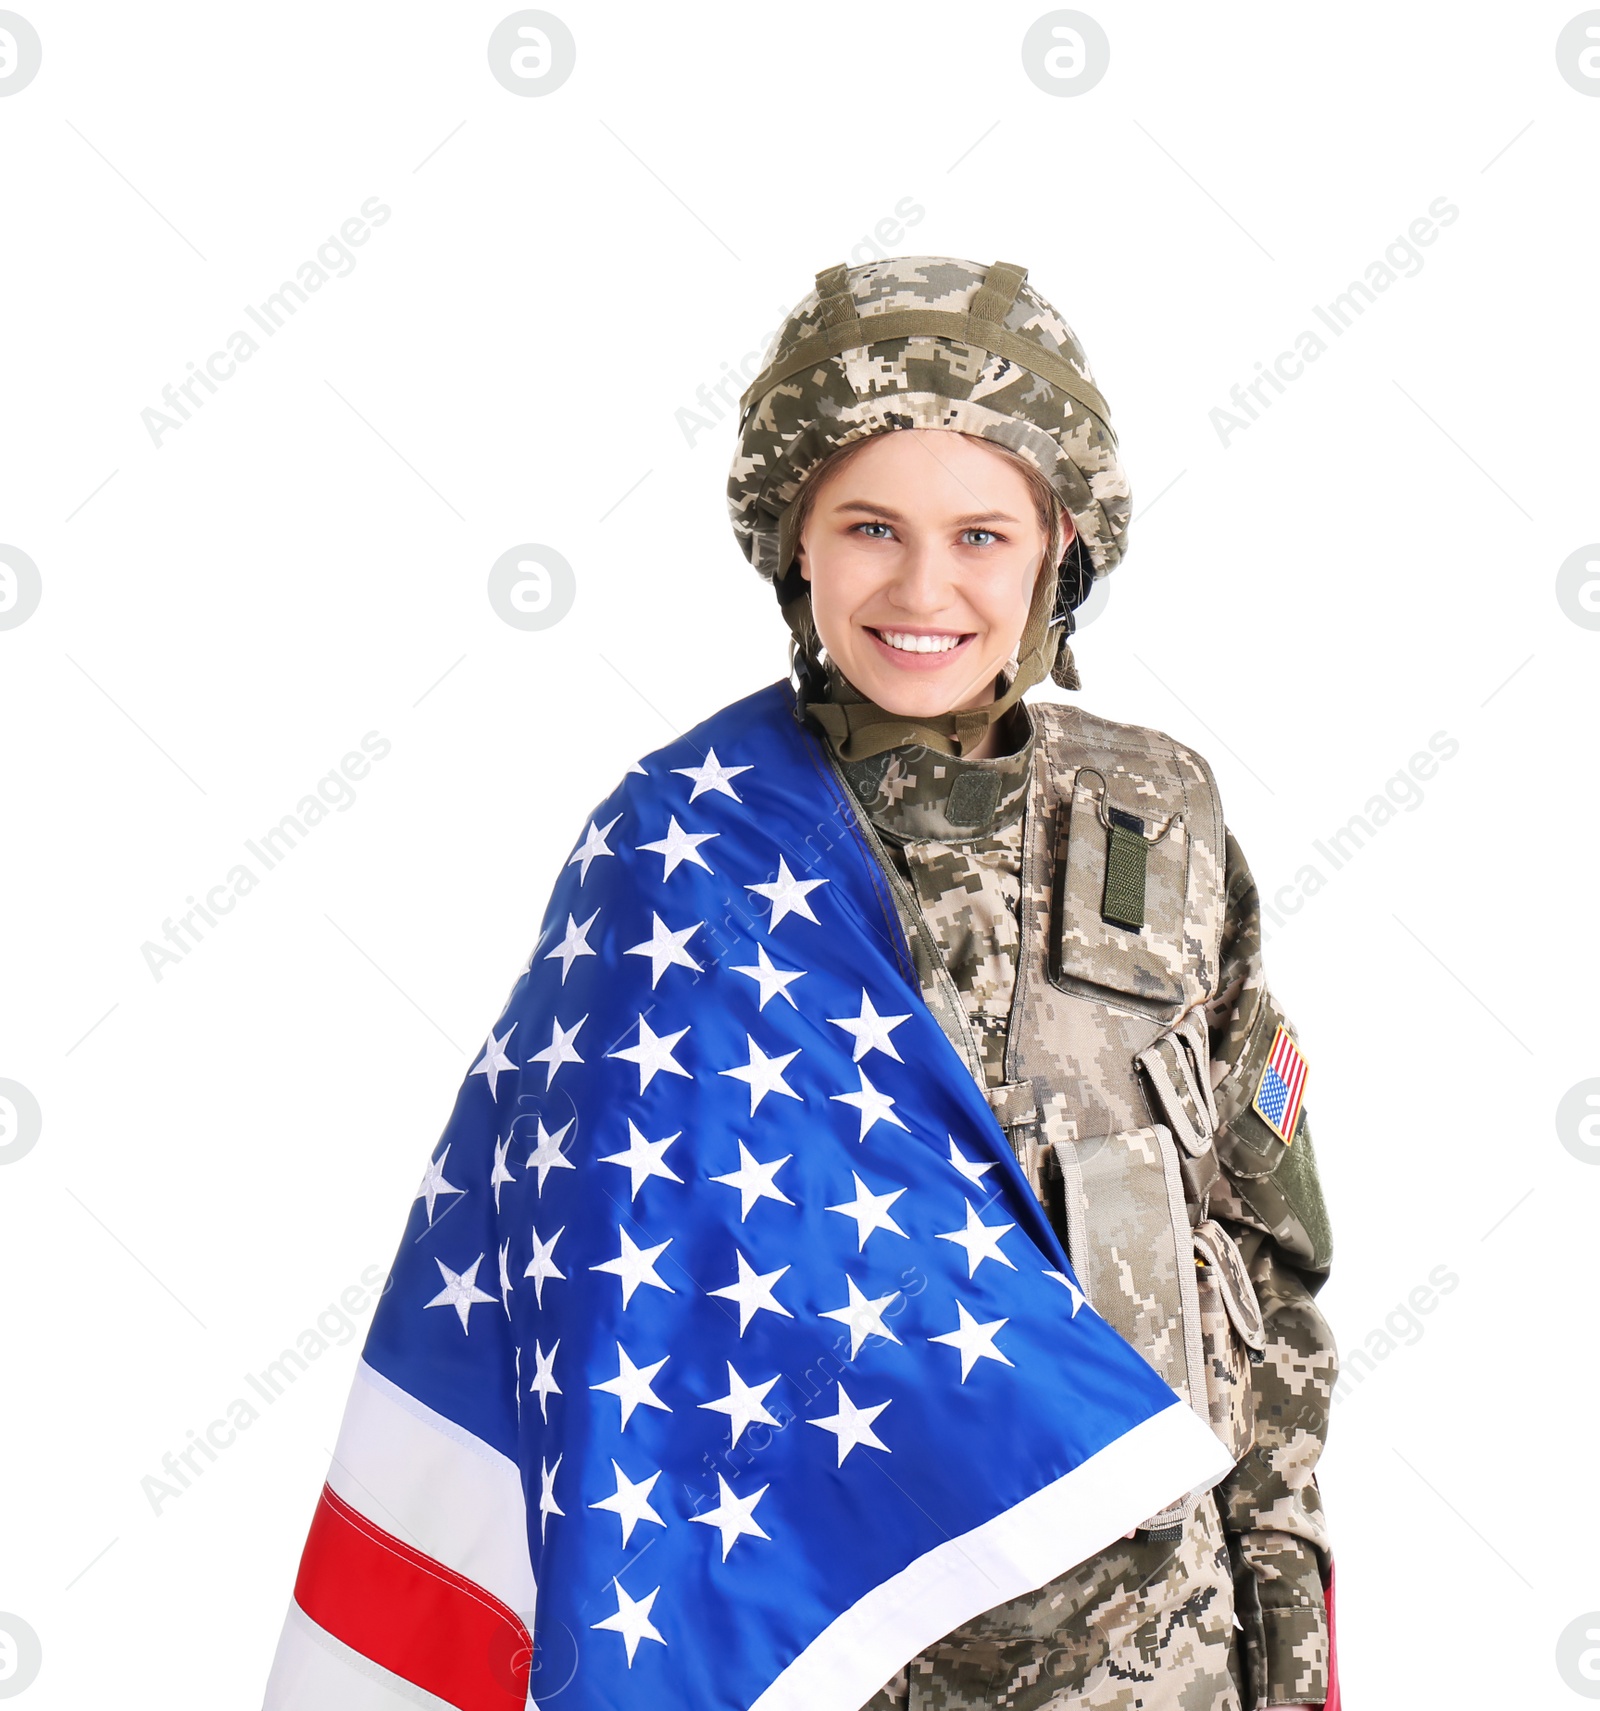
829;699;1337;1711
724;250;1339;1707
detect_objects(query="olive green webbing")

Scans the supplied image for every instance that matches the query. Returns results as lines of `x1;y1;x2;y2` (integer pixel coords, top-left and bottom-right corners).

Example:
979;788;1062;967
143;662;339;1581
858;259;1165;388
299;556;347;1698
814;262;858;330
966;259;1029;324
1102;820;1149;930
739;307;1112;427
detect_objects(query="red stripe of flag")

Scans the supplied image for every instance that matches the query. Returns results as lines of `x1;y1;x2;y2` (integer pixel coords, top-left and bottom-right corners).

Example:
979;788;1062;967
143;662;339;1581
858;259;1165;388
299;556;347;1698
293;1483;530;1710
1323;1555;1342;1709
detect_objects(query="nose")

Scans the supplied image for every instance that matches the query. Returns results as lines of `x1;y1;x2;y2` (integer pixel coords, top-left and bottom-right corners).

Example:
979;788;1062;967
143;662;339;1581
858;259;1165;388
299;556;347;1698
883;534;959;619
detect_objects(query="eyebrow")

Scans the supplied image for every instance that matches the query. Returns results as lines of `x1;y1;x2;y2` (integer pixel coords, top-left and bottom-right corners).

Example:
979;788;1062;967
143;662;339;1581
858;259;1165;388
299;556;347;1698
831;499;1022;527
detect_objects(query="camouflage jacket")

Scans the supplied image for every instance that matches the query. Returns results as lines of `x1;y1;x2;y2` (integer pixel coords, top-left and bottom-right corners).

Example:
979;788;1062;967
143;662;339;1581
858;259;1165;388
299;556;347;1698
827;698;1338;1710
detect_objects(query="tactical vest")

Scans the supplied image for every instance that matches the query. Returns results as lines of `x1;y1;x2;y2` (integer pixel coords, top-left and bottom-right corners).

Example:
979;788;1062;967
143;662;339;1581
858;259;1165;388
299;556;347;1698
842;701;1269;1536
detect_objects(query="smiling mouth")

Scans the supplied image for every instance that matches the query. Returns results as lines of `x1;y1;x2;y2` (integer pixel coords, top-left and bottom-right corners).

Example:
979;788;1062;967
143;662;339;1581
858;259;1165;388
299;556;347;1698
866;627;974;656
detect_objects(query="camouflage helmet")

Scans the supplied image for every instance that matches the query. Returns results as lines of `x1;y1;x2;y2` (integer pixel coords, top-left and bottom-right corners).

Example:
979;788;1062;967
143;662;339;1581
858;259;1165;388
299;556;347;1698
727;254;1130;618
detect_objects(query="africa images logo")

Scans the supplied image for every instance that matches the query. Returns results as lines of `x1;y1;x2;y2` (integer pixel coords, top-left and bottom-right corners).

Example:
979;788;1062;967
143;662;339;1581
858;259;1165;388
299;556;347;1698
1210;196;1460;447
139;197;392;449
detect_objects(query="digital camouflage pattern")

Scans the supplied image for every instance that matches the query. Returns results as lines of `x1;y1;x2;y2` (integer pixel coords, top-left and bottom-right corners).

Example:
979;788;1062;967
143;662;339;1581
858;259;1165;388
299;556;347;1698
1206;843;1338;1710
862;1487;1241;1711
1206;834;1336;1275
831;699;1337;1711
727;255;1132;587
1006;703;1230;1450
1192;1217;1266;1463
835;705;1033;1087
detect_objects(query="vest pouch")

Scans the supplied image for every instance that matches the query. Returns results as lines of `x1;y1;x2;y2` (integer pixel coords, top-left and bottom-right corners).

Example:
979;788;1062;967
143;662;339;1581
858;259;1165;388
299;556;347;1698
1050;768;1193;1019
1045;1122;1209;1422
1044;1121;1233;1532
1192;1218;1266;1463
1134;1010;1220;1214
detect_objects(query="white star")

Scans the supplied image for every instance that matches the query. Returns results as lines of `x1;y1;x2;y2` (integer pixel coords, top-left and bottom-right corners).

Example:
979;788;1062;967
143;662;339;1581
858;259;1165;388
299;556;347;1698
746;856;828;930
691;1475;771;1561
731;943;807;1010
937;1201;1018;1277
538;1453;563;1540
947;1136;996;1187
718;1034;802;1115
497;1238;514;1313
625;913;703;988
827;991;910;1063
591;1577;665;1667
525;1116;576;1195
529;1012;586;1088
819;1276;904;1360
627;761;646;777
523;1224;566;1305
827;1172;908;1251
424;1254;496;1334
1046;1268;1090;1318
829;1065;910;1142
708;1249;793;1335
589;1459;665;1547
469;1024;518;1099
930;1300;1015;1382
697;1360;781;1446
709;1140;794;1221
568;813;621;882
809;1383;891;1465
414;1145;464;1227
489;1134;516;1211
544;909;600;983
591;1227;675;1308
591;1343;672;1430
608;1014;692;1093
672;747;751;801
529;1337;561;1421
600;1120;684;1200
637;816;718;879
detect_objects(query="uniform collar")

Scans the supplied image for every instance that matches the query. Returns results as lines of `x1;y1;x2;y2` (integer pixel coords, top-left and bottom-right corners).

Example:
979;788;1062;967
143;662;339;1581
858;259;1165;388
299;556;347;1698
830;698;1036;842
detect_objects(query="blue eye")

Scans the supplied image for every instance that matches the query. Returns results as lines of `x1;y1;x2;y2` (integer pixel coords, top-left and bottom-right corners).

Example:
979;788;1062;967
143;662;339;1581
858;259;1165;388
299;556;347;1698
963;528;1002;547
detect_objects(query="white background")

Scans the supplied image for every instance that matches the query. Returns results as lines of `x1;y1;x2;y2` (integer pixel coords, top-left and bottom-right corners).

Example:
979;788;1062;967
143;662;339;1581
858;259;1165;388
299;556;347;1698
2;2;1598;1705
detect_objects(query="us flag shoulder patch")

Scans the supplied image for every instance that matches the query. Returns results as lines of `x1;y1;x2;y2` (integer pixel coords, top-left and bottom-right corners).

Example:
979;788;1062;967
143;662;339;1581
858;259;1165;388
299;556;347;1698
1252;1023;1309;1144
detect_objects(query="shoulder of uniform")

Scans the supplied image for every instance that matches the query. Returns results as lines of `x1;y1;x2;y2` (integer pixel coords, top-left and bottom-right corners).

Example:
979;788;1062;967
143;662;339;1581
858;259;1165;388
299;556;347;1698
1028;696;1228;873
1028;696;1220;789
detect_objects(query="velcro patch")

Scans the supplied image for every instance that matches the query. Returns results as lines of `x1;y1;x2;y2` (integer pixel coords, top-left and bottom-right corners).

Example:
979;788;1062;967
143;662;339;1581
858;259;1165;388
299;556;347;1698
1251;1023;1309;1144
1101;808;1147;930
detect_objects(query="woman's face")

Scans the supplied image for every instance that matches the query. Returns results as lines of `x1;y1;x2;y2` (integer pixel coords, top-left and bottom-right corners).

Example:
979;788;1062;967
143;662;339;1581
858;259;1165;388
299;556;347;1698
795;429;1071;721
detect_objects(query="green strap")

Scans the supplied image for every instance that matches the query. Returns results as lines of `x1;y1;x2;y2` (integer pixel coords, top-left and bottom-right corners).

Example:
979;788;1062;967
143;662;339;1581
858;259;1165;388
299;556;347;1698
966;258;1029;326
740;259;1112;427
813;262;857;332
1101;810;1148;930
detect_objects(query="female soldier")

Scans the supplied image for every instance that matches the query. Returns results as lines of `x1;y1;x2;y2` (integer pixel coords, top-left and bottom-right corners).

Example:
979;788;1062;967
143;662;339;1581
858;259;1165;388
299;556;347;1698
264;253;1338;1711
728;254;1339;1710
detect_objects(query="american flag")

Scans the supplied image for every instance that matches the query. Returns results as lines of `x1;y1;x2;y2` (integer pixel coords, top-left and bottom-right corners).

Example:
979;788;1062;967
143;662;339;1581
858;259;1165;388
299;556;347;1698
1252;1023;1309;1146
263;681;1231;1711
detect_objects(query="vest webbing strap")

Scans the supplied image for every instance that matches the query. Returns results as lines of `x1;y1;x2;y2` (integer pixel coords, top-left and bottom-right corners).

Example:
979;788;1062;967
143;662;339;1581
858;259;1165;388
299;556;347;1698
739;257;1113;427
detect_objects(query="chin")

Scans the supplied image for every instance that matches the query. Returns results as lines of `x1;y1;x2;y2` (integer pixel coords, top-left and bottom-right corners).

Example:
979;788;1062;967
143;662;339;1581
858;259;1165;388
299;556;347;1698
854;668;993;719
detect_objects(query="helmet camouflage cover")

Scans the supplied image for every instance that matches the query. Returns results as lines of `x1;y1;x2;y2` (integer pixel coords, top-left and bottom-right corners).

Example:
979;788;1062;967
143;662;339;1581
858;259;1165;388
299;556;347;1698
727;255;1132;597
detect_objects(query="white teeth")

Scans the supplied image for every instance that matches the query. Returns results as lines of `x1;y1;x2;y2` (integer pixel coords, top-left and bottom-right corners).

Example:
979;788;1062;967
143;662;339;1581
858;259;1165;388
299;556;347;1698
878;630;964;654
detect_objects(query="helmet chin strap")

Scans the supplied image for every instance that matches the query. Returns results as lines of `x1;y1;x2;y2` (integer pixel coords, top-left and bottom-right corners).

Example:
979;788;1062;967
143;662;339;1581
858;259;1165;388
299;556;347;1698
782;548;1064;762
